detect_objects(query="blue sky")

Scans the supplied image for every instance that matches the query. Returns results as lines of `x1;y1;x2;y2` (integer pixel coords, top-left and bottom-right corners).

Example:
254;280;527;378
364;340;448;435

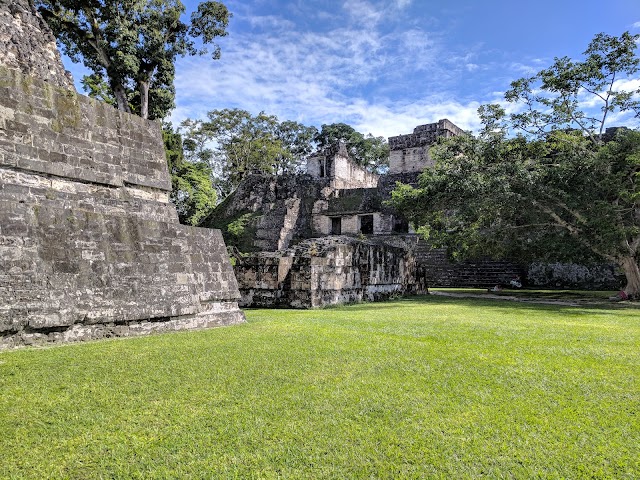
62;0;640;138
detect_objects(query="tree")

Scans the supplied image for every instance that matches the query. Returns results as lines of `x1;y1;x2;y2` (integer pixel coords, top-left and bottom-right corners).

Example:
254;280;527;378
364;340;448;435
505;31;640;143
181;109;317;198
37;0;230;120
163;125;217;225
391;32;640;298
315;123;389;173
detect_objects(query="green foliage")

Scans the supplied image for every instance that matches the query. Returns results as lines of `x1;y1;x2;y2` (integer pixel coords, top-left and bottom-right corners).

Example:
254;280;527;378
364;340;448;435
80;73;116;107
315;122;389;173
503;31;640;142
1;296;638;478
226;212;253;237
163;125;217;225
392;32;640;296
181;109;318;198
37;0;230;120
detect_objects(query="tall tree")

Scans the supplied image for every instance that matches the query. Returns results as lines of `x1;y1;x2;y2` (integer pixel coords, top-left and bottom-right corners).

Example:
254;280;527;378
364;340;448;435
36;0;230;120
391;32;640;298
315;123;389;173
163;125;217;225
181;109;317;198
505;31;640;143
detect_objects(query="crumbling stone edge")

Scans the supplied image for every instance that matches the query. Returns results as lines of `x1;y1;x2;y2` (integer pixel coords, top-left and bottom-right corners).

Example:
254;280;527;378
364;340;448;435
0;302;246;350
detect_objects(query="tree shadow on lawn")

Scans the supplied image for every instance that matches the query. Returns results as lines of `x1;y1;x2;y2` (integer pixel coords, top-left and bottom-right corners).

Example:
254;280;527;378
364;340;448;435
340;294;639;318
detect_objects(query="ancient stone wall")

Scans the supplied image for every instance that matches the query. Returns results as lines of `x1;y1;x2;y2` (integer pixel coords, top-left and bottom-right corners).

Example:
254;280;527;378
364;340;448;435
373;235;525;288
0;66;245;348
234;237;425;308
307;142;379;189
526;262;624;290
388;119;465;174
0;1;244;348
0;0;73;89
201;173;331;252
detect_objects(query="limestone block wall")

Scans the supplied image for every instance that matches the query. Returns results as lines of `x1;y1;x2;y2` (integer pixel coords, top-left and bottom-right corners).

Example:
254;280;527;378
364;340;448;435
0;0;73;89
373;235;524;288
331;154;379;189
201;173;331;252
0;67;177;219
0;66;244;348
389;146;433;174
234;237;425;308
526;262;624;290
307;143;378;189
388;119;465;174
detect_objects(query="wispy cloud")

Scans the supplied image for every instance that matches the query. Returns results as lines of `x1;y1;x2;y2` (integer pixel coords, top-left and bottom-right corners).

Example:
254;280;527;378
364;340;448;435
169;1;549;137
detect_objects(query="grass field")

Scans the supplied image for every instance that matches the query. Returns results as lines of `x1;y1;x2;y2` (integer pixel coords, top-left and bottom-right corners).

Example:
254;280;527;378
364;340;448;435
1;295;639;479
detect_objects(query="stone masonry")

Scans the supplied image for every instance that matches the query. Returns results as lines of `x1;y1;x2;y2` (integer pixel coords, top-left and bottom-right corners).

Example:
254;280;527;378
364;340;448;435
0;0;245;349
0;0;73;89
234;236;425;308
388;119;465;173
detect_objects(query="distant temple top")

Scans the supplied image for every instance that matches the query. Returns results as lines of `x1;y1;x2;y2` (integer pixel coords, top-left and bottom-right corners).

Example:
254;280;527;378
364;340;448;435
388;119;464;174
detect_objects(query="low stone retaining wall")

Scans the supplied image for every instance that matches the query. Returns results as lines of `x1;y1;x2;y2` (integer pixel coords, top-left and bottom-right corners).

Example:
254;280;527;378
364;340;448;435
234;236;426;308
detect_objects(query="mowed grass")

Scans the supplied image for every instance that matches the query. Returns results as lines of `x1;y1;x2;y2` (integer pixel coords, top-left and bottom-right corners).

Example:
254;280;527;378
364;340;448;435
1;296;639;479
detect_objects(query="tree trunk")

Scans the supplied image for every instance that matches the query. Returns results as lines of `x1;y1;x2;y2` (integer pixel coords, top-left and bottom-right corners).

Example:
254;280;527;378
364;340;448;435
619;255;640;299
112;84;130;114
139;80;149;120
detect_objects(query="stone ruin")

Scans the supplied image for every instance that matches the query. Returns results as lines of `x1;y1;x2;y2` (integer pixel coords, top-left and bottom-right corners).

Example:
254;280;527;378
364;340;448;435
205;118;624;308
202;121;530;308
0;0;244;349
388;119;464;173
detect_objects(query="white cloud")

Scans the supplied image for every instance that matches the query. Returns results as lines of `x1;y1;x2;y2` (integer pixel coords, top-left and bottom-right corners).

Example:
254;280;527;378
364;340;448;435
394;0;412;8
632;21;640;29
168;1;519;138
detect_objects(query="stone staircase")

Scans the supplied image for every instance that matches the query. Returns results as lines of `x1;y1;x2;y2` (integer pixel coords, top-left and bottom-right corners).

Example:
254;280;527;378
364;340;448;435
373;234;524;288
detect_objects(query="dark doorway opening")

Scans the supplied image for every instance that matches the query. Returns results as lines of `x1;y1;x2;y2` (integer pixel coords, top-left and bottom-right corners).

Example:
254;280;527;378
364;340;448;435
392;217;409;233
331;217;342;235
359;214;373;234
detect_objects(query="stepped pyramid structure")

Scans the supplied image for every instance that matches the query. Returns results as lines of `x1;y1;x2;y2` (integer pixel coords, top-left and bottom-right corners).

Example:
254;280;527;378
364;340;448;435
0;0;244;349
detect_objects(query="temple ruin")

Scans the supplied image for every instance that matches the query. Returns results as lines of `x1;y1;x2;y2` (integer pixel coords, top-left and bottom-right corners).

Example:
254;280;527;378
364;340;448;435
205;119;623;307
0;0;245;349
202;120;526;308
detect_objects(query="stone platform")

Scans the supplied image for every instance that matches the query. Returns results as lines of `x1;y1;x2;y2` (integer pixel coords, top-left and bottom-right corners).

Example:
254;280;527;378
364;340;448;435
0;0;244;349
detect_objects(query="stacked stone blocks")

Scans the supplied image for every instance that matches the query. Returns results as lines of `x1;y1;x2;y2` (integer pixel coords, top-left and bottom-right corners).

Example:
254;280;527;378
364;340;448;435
0;0;244;348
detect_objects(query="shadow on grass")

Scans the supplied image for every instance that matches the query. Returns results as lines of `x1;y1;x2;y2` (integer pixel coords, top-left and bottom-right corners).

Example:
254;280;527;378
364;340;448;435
337;294;639;317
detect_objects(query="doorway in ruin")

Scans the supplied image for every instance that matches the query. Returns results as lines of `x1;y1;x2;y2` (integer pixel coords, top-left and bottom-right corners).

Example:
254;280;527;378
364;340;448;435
331;217;342;235
359;214;373;234
392;216;409;233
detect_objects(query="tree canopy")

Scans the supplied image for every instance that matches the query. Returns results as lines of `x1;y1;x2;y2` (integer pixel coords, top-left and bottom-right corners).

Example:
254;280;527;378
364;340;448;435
181;109;318;198
391;32;640;298
37;0;230;120
315;123;389;173
163;125;217;225
504;31;640;142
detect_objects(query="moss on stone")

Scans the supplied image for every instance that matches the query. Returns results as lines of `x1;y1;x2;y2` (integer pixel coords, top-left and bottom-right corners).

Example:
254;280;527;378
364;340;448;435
50;90;81;133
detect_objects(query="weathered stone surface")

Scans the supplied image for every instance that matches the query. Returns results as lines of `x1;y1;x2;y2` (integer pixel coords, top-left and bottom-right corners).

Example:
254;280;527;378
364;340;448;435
0;0;73;89
307;141;379;189
0;66;173;199
235;236;426;308
201;173;332;252
388;119;465;174
527;262;624;290
0;2;244;349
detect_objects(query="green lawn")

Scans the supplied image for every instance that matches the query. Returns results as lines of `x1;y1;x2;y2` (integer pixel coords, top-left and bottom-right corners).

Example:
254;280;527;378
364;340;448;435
1;296;639;479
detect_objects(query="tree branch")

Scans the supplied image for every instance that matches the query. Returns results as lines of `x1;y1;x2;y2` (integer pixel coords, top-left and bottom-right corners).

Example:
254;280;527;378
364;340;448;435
531;199;616;261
